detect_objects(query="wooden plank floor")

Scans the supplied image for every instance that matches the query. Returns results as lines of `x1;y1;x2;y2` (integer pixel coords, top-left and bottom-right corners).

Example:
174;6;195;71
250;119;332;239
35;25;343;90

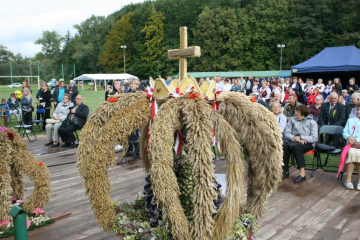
4;135;360;240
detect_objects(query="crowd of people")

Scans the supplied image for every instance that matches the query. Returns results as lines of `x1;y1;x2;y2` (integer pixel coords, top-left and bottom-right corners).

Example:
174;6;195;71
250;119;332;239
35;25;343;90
210;75;359;189
1;76;359;189
0;79;88;148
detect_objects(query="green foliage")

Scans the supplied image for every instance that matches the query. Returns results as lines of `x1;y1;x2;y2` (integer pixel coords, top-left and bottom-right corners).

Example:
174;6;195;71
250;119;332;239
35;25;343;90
141;8;166;64
0;219;55;238
3;0;360;80
0;45;15;62
99;12;135;73
72;15;114;73
35;31;64;59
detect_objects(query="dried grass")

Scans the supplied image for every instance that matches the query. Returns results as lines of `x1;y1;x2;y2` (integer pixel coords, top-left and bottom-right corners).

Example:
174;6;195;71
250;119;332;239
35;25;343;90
148;98;191;240
182;99;217;240
77;97;150;231
0;131;13;220
217;92;283;219
140;120;150;172
211;111;245;240
10;129;51;212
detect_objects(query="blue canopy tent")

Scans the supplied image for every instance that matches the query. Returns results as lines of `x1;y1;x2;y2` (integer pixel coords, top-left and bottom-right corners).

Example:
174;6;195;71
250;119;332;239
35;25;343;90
291;46;360;84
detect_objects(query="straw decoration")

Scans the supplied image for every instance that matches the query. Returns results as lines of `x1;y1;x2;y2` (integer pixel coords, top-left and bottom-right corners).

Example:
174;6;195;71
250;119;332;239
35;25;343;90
10;128;51;212
148;98;191;240
211;111;245;240
182;98;217;240
217;92;283;219
0;131;13;220
77;98;150;231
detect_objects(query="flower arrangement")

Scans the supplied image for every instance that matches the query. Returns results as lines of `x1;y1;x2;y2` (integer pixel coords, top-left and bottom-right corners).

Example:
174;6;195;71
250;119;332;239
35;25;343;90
107;97;118;103
0;200;54;238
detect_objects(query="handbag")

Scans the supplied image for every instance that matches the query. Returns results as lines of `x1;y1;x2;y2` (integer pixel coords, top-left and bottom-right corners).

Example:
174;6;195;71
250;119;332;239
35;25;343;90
73;116;80;126
46;119;61;124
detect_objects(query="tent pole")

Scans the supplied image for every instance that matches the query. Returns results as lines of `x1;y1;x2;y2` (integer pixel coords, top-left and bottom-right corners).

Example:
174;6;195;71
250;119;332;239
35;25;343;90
95;80;97;91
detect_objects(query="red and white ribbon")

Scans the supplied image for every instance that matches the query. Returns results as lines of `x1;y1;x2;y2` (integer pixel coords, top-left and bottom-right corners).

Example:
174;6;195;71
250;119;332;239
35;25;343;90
174;131;182;154
185;85;195;93
145;86;154;100
169;87;183;98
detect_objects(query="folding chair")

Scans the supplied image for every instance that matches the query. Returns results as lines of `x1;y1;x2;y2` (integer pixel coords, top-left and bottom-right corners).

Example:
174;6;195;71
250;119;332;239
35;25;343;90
312;125;343;177
14;111;37;142
31;108;45;131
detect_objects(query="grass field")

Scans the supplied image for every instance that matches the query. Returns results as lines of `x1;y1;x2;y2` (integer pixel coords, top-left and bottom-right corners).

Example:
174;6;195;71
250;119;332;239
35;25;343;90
0;85;106;135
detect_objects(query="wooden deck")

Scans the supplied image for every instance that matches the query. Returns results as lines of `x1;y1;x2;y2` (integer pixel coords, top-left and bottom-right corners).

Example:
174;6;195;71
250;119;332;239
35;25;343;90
4;135;360;240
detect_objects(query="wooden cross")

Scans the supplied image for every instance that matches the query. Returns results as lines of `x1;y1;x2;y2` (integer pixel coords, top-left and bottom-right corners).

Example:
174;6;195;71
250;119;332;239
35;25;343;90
0;108;6;127
168;26;201;81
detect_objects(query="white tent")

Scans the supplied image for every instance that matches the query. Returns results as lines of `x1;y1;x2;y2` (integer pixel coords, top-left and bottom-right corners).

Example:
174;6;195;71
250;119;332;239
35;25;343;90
73;73;138;91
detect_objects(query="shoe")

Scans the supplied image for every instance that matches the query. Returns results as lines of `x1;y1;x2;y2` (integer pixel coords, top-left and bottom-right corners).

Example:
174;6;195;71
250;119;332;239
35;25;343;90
293;175;306;183
356;184;360;191
69;143;78;148
125;151;133;157
344;182;354;189
44;141;53;146
282;172;289;179
62;143;70;147
51;143;59;147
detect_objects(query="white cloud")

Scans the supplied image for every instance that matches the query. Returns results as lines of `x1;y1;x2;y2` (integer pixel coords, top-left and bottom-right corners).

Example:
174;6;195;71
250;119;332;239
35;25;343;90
0;0;143;57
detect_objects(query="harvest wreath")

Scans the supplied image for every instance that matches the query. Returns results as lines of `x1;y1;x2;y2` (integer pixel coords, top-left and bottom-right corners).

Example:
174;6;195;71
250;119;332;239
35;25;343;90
77;80;283;239
0;127;52;237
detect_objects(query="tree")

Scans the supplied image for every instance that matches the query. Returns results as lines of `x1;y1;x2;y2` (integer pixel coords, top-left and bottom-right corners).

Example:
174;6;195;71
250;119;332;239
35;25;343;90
99;12;135;73
35;31;64;58
72;15;114;73
140;8;166;75
0;45;16;62
192;7;244;71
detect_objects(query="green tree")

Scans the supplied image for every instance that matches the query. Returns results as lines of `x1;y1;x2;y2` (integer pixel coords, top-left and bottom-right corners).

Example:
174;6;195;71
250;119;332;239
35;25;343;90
140;8;166;75
72;15;114;73
35;31;64;58
0;45;16;62
192;7;244;71
99;12;135;73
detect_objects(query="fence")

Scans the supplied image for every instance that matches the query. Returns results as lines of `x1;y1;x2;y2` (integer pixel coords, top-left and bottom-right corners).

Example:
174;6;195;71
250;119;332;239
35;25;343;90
0;62;76;87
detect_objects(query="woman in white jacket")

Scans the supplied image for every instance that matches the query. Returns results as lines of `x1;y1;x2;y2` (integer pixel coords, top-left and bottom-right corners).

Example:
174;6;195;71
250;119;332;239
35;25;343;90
44;93;73;147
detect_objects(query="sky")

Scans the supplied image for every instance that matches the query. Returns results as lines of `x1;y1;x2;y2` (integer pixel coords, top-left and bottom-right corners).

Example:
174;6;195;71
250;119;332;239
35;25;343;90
0;0;144;57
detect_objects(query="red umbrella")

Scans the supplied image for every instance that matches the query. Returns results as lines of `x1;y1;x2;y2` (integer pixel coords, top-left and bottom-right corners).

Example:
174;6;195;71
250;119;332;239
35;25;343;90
337;126;355;178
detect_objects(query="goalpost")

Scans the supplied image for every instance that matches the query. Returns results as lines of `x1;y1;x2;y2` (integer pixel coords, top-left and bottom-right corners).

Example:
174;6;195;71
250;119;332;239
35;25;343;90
0;76;41;89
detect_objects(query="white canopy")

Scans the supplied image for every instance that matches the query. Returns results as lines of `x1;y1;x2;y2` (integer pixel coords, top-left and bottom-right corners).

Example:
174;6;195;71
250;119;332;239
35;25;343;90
73;73;138;91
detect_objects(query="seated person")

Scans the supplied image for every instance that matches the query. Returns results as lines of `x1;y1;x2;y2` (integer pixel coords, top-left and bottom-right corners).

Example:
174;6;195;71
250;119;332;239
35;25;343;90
342;103;360;190
318;92;346;147
58;95;89;148
0;98;9;126
45;93;73;147
283;94;301;120
270;102;286;133
283;105;318;183
7;93;20;124
308;95;323;118
306;88;320;105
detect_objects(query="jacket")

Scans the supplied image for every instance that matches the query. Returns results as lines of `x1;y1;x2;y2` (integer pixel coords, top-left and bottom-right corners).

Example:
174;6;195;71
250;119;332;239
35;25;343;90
20;96;33;112
7;98;19;110
346;104;357;121
343;117;360;142
38;89;52;109
71;103;89;127
68;85;78;103
284;115;318;143
309;104;322;118
53;102;74;121
283;101;302;118
318;102;346;126
53;86;68;104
